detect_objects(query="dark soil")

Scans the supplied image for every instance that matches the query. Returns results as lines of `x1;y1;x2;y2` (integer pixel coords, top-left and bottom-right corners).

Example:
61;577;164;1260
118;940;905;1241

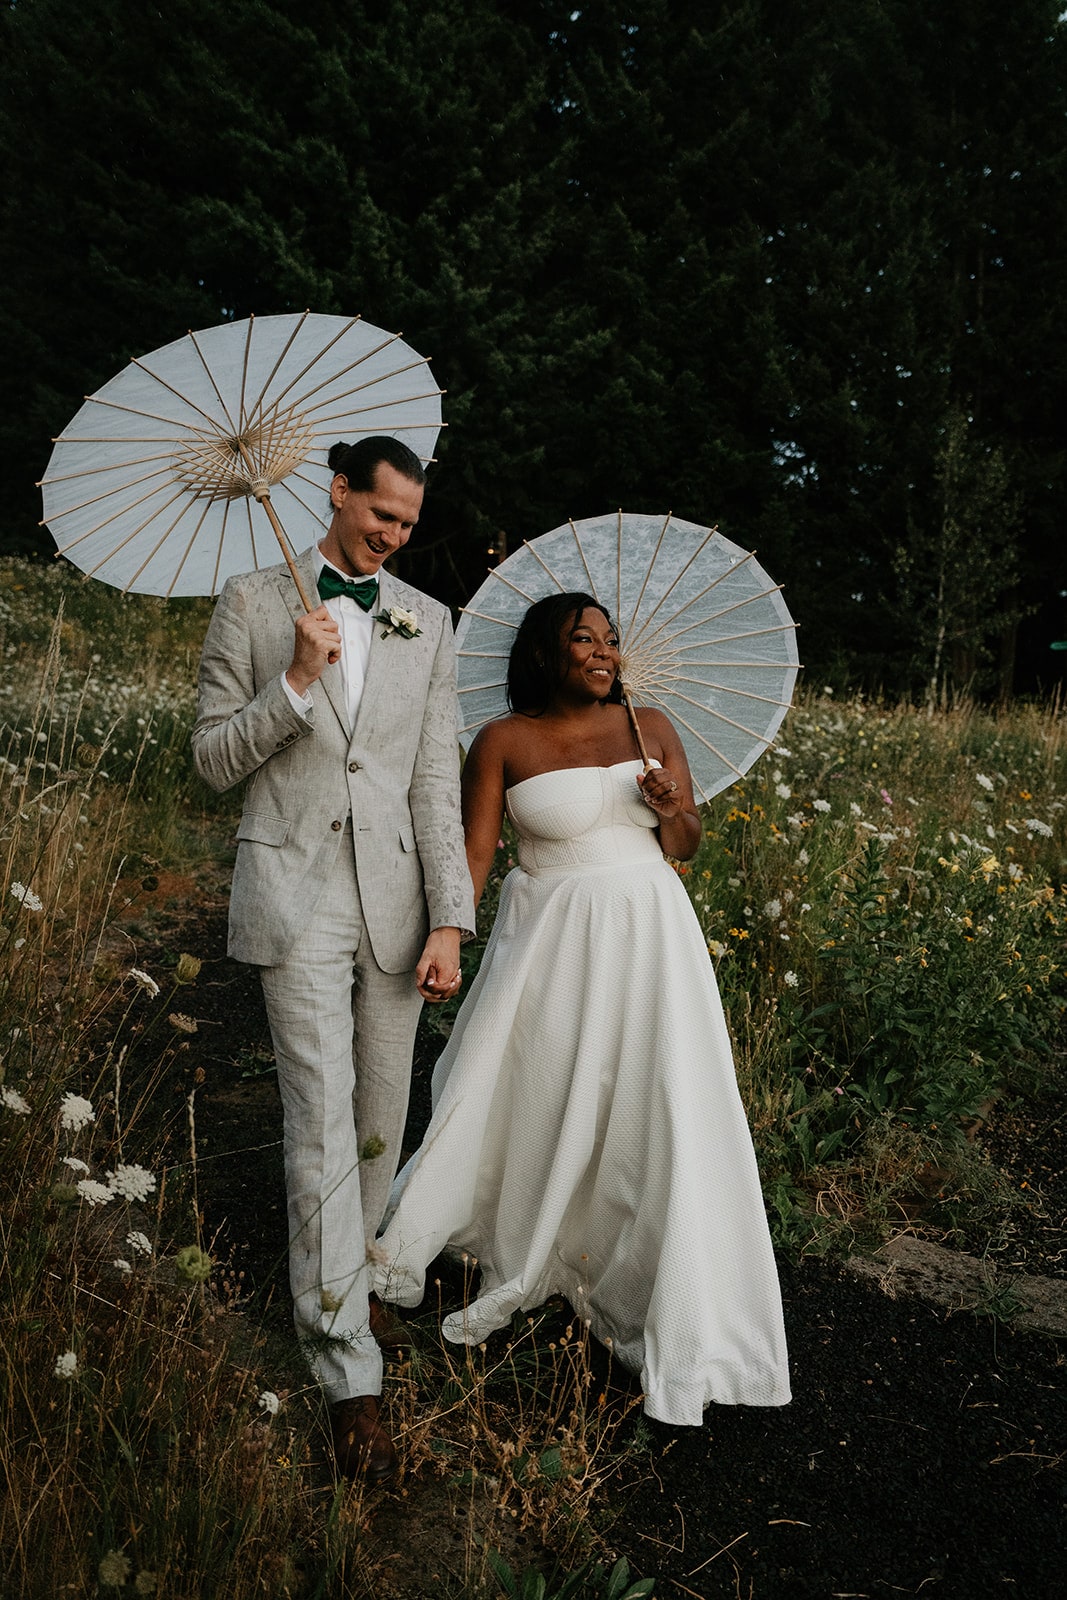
139;882;1065;1600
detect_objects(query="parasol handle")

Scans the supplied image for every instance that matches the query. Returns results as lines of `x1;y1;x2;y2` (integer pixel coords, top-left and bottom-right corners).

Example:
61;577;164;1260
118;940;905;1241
621;683;653;772
234;431;315;615
251;486;316;614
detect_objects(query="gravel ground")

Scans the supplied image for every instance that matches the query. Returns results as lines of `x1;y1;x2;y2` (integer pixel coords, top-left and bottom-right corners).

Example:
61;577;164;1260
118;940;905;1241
621;1257;1065;1600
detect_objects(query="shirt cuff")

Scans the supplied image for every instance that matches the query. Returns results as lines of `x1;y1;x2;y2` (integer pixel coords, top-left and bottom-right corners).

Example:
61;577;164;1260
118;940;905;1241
280;672;314;718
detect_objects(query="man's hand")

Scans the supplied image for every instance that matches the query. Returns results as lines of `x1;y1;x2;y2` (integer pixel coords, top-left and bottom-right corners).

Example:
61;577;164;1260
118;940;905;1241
286;605;342;696
415;926;462;1003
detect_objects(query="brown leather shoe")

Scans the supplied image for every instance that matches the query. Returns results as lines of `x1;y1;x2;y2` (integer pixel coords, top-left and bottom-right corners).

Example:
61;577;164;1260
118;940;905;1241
328;1395;398;1484
368;1291;415;1350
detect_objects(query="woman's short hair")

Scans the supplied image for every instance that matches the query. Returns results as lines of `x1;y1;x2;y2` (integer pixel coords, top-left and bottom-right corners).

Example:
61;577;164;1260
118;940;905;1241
327;436;426;493
506;592;623;714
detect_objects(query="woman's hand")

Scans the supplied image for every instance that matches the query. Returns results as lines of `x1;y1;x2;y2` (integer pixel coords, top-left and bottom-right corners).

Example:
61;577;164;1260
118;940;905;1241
633;719;702;861
637;766;684;819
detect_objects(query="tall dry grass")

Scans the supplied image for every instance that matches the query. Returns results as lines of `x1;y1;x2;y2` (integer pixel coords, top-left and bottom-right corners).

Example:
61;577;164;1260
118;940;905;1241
0;559;648;1598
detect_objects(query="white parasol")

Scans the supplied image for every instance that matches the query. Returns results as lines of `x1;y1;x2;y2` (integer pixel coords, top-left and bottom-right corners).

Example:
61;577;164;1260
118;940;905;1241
455;510;800;803
38;311;443;606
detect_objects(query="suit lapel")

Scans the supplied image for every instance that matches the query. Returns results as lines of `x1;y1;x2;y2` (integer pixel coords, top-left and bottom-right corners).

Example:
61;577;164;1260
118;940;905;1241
278;551;350;736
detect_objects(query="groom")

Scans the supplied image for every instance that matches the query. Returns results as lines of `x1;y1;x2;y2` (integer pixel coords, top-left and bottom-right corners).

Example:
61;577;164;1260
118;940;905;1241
192;436;475;1483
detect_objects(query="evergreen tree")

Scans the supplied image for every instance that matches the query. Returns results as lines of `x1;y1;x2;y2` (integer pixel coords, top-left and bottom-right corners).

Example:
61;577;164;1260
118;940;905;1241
1;0;1063;693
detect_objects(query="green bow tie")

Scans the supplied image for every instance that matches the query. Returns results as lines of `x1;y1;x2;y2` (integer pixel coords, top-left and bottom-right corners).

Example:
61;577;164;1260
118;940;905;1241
317;568;379;610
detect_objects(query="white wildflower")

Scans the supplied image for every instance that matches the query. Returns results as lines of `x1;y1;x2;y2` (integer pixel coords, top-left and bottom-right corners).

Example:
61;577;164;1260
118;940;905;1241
128;967;160;998
797;848;810;866
708;939;728;959
783;970;800;988
727;876;742;888
54;1350;78;1379
113;1258;133;1275
1024;818;1053;838
108;1164;157;1203
59;1093;95;1132
258;1390;281;1417
763;898;782;919
1;1086;31;1115
812;798;831;813
14;938;25;949
775;782;792;799
127;1230;153;1256
98;1550;132;1588
76;1179;113;1207
62;1156;89;1174
787;813;805;827
774;746;792;758
975;773;994;792
801;902;812;913
9;881;43;912
849;802;863;817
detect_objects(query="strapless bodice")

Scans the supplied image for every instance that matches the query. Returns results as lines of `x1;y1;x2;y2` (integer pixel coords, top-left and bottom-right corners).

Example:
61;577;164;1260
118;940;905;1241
504;759;662;873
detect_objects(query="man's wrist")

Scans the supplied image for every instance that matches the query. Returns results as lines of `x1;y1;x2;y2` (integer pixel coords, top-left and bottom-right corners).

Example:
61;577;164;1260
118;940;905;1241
281;671;314;715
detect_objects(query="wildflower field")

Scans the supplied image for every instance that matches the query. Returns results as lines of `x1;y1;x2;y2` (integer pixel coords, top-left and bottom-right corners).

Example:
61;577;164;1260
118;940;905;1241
1;556;1064;1597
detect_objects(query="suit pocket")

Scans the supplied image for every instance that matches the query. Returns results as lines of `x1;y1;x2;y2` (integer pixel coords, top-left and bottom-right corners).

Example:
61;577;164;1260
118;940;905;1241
237;811;291;847
399;824;417;853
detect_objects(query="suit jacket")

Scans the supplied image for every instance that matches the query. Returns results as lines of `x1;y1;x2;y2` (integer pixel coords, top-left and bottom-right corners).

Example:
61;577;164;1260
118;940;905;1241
192;549;475;970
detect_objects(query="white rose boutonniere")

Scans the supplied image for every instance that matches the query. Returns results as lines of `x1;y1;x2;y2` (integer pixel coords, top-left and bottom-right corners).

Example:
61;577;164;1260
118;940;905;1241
375;604;421;640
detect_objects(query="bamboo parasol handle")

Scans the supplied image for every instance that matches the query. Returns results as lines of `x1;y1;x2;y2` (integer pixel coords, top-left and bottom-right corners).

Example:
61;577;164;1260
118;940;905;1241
621;683;653;772
252;487;316;614
234;435;316;615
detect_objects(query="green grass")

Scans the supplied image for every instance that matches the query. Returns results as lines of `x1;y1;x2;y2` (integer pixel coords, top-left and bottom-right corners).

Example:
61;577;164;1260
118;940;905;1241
1;556;1064;1595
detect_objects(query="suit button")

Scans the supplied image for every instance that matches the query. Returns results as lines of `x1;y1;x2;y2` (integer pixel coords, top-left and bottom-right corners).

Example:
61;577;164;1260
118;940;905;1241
348;761;360;772
331;820;342;832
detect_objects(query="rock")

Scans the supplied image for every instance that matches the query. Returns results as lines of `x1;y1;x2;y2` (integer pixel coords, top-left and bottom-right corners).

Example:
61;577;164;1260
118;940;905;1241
845;1233;1067;1335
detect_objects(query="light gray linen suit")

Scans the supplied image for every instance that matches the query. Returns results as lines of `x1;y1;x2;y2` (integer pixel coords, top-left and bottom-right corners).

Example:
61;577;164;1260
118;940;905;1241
192;549;474;1400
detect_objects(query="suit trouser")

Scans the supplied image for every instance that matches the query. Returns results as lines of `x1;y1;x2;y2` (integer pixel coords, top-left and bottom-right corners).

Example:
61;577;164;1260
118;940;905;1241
259;831;423;1403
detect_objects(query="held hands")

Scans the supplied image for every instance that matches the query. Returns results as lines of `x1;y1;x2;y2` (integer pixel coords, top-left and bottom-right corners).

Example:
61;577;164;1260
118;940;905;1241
286;606;342;696
416;926;463;1004
637;766;683;819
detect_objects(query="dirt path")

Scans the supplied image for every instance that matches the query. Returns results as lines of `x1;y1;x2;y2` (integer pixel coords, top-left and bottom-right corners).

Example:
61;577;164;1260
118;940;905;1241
141;881;1065;1600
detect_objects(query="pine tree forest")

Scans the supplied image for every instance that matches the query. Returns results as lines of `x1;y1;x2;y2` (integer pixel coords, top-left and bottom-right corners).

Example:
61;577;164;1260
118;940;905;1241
2;0;1064;695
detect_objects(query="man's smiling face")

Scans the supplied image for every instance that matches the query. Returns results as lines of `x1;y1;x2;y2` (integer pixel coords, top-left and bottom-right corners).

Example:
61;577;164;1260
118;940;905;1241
321;461;424;577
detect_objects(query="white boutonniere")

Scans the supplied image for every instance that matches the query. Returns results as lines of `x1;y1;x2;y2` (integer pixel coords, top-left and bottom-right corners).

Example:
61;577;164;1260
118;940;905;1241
375;605;421;640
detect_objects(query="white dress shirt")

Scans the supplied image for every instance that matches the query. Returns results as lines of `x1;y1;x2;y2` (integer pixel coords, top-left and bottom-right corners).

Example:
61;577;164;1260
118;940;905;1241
281;546;377;728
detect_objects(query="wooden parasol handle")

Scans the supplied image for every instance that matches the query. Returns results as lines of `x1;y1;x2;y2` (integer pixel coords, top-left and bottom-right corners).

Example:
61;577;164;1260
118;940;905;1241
234;437;316;615
621;683;653;772
252;488;316;613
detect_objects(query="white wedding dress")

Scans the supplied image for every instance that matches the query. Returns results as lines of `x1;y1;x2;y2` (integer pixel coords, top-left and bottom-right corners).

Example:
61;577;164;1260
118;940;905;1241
374;760;790;1425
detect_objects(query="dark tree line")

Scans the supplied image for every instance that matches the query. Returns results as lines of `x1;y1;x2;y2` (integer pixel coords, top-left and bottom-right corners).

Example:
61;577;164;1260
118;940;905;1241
2;0;1064;694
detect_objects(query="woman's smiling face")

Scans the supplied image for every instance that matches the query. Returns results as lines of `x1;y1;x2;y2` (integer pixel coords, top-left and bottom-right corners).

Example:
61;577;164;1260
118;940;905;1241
557;606;620;700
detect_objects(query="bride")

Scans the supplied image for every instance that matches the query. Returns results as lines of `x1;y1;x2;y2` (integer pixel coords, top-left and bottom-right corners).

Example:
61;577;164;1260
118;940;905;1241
374;592;790;1425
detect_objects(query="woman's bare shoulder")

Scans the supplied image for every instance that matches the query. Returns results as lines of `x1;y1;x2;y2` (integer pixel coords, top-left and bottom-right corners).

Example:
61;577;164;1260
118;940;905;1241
634;705;677;745
467;714;540;764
